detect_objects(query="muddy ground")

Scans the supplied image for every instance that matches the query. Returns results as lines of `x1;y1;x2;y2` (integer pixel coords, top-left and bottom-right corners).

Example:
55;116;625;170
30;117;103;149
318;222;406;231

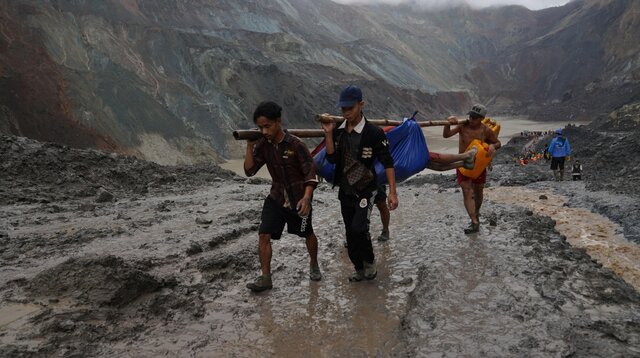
1;134;640;357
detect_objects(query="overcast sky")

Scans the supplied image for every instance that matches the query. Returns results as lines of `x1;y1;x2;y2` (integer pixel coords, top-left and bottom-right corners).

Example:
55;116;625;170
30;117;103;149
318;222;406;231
331;0;572;11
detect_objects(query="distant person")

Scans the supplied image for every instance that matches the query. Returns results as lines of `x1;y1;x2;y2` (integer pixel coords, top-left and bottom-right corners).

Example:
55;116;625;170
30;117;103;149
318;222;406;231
548;128;571;181
321;85;399;282
572;160;583;181
244;101;321;292
443;104;501;234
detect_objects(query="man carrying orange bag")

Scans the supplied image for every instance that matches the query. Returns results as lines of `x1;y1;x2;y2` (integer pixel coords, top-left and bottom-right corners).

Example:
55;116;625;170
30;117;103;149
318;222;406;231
443;104;501;234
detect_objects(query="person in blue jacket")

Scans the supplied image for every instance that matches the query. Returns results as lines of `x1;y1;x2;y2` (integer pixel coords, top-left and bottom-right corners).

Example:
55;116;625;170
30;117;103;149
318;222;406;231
548;128;571;181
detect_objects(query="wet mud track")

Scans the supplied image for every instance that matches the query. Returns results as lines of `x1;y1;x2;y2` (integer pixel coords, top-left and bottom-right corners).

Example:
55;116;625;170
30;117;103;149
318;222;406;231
1;180;640;357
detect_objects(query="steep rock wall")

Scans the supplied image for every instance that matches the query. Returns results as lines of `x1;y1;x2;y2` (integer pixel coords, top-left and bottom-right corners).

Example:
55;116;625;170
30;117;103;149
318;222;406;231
1;0;638;162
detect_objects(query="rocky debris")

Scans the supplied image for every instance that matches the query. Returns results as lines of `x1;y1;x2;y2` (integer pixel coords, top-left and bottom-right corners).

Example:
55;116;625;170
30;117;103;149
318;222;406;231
95;187;115;203
218;208;261;225
155;200;174;212
209;227;258;249
144;289;206;319
0;228;125;263
79;203;96;212
490;162;550;187
195;217;212;225
569;102;640;196
399;277;413;285
0;134;237;205
116;212;132;220
197;249;256;274
27;255;162;307
592;102;640;132
186;242;203;256
404;174;457;189
197;254;234;271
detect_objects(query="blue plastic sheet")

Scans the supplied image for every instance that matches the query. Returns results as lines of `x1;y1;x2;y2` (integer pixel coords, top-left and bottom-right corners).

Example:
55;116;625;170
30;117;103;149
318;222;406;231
313;118;429;185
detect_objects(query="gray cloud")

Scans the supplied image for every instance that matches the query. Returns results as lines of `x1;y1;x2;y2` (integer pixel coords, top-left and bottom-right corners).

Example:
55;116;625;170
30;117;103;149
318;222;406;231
331;0;571;10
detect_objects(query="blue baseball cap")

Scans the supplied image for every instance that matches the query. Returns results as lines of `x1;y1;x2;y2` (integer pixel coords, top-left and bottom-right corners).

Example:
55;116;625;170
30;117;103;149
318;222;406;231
555;128;563;135
336;85;362;108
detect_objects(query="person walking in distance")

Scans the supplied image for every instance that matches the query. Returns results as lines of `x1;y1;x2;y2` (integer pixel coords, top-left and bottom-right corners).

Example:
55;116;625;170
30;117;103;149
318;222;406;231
244;101;321;292
548;128;572;181
572;159;583;181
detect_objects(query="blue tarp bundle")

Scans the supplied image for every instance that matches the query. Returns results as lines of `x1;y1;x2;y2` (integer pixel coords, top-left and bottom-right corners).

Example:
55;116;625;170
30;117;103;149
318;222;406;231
314;118;429;185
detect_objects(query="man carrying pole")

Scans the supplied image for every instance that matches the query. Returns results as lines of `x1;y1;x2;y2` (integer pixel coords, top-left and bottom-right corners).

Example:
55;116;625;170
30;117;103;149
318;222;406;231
320;85;399;282
244;101;322;292
443;104;501;234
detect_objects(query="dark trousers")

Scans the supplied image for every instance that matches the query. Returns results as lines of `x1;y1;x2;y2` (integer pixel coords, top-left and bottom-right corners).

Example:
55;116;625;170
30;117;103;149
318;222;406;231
339;190;376;270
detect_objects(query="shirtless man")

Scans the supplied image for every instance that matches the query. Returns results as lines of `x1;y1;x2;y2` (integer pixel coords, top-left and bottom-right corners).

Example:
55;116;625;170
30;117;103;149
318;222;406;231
443;104;501;234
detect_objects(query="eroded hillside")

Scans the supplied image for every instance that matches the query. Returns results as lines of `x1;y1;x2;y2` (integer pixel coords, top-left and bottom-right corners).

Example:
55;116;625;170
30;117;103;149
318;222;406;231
0;0;638;162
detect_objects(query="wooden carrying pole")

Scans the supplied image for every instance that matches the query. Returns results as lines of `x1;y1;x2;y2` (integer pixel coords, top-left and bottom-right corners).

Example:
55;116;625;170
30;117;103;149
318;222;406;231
232;114;469;140
315;113;468;127
233;129;324;141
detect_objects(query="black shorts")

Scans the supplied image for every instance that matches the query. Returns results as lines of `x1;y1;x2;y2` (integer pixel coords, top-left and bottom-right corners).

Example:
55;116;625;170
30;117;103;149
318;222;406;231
259;196;313;240
374;185;387;204
550;157;565;170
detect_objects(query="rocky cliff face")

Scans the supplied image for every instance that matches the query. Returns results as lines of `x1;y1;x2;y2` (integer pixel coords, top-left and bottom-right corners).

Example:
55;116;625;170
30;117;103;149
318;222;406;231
0;0;638;163
470;0;640;120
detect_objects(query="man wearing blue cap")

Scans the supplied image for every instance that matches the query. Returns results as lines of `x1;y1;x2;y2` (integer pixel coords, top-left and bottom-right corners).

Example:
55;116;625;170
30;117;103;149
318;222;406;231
321;85;399;282
548;128;571;181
